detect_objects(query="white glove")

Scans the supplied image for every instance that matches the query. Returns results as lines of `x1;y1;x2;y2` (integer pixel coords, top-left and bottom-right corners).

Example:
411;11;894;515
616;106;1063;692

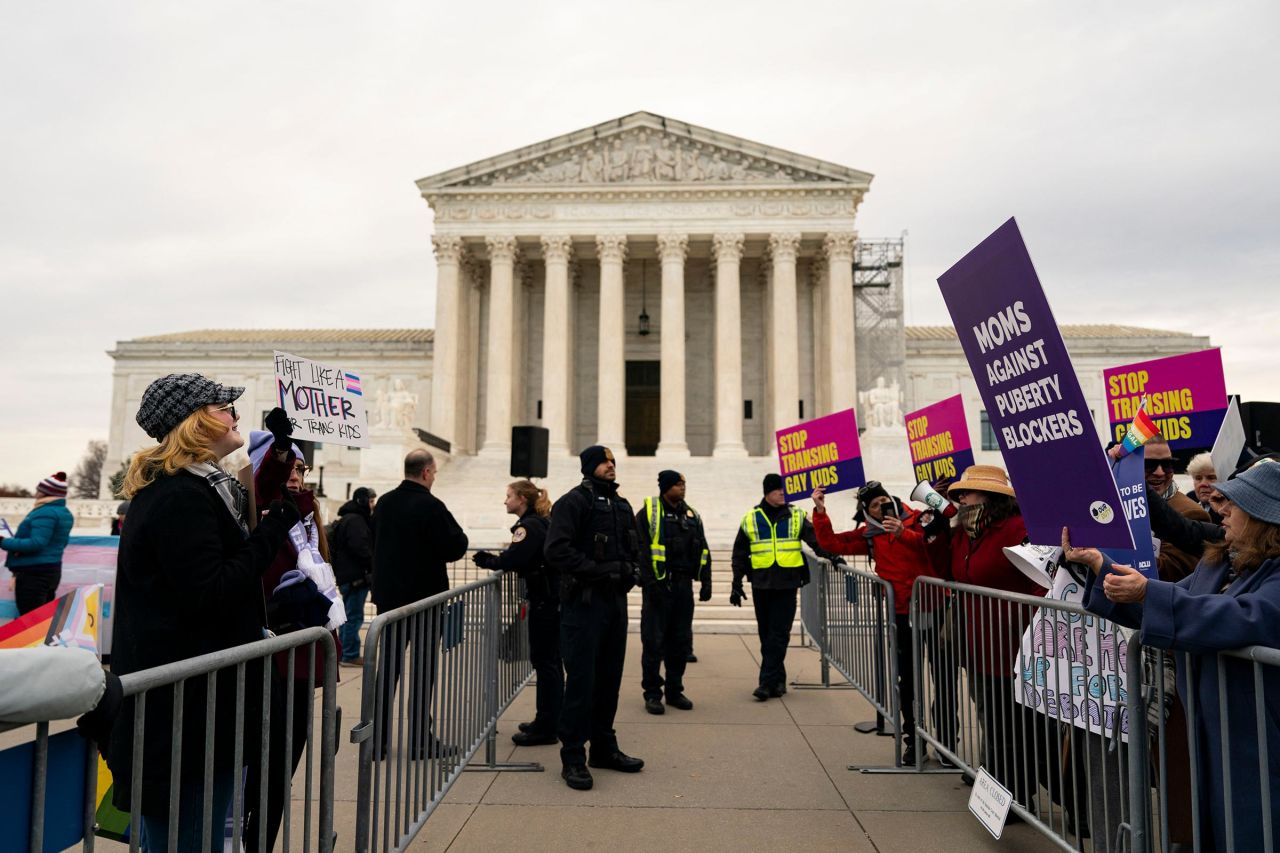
290;514;347;630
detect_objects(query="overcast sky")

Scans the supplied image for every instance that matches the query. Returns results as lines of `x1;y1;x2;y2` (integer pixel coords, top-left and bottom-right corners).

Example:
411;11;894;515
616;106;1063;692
2;1;1277;490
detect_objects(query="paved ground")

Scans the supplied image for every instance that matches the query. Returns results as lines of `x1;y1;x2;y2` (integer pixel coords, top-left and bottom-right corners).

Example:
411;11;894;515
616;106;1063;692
320;633;1050;853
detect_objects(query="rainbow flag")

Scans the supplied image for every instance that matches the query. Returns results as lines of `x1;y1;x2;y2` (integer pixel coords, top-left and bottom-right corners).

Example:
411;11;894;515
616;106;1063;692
0;585;102;655
344;371;363;396
1116;397;1161;458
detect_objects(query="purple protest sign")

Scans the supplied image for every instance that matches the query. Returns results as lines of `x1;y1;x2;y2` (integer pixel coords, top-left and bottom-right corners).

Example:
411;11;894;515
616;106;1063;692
775;408;864;501
1104;349;1227;451
905;394;975;488
937;218;1133;549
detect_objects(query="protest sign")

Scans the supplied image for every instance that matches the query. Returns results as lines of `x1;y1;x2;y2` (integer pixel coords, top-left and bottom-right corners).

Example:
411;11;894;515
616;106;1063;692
1014;448;1153;740
1211;397;1245;481
775;408;864;501
905;394;975;487
1;536;117;654
1103;349;1227;451
937;218;1132;549
274;350;370;448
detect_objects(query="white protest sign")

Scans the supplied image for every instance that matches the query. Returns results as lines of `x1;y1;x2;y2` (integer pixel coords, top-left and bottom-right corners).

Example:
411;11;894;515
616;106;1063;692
1211;397;1245;482
273;350;370;448
968;767;1013;839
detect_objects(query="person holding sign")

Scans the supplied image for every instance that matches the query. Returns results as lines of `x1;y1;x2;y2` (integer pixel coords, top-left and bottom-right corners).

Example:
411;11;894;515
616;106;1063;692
1070;460;1280;852
922;465;1052;812
109;373;300;853
731;473;831;702
811;482;941;765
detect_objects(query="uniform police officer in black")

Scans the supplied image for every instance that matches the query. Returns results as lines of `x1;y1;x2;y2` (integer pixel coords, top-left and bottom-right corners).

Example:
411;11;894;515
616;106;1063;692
473;479;561;747
635;469;711;714
544;445;644;790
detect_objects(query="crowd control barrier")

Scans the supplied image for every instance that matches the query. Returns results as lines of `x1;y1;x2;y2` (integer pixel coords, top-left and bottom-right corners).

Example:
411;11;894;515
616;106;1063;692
8;626;338;853
350;568;540;853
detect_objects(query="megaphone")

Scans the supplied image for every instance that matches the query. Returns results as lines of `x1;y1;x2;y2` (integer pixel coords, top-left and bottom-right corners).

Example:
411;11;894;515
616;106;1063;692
1002;543;1062;590
910;480;957;518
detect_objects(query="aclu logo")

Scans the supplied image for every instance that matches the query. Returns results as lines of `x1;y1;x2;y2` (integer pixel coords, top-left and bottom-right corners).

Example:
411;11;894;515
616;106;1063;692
1089;501;1115;524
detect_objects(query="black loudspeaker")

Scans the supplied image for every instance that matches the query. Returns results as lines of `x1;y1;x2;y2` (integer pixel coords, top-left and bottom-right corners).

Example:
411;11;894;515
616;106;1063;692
510;426;549;478
1240;402;1280;452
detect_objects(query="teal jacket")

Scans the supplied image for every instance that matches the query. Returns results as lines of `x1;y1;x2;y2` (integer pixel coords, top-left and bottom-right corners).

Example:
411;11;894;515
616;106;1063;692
1;499;74;569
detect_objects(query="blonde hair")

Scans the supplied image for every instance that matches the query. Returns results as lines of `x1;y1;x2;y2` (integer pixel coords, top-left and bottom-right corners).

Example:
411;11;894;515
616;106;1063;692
509;479;551;518
1187;452;1216;478
122;408;230;498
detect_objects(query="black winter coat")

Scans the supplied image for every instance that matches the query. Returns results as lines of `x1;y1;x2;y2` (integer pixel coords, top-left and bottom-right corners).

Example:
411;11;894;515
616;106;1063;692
372;480;468;610
331;499;374;586
545;477;640;584
491;511;555;602
107;470;292;816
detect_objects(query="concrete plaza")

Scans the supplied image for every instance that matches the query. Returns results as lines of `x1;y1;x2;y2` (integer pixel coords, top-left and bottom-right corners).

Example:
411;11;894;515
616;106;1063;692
319;633;1047;852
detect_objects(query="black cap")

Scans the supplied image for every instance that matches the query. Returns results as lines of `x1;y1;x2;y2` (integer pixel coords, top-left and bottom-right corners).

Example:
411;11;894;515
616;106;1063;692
763;473;784;495
658;469;683;494
857;481;890;507
579;445;614;477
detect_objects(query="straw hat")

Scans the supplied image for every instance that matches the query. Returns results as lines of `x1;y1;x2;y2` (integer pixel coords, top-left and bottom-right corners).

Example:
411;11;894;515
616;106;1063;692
946;465;1016;499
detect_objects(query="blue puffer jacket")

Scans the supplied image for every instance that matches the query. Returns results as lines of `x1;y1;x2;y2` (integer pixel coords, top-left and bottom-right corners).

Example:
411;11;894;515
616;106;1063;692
1;499;74;569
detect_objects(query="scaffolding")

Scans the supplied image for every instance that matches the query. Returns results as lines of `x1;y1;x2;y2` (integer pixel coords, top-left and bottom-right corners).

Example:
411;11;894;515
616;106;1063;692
853;237;906;426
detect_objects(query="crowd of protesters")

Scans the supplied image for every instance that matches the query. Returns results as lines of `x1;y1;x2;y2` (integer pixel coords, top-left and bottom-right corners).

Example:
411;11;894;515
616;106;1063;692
4;368;1279;852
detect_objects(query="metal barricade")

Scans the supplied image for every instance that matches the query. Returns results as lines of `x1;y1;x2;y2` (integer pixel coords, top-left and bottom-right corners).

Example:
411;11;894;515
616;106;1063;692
10;626;339;853
1125;641;1280;853
912;575;1133;852
350;569;541;853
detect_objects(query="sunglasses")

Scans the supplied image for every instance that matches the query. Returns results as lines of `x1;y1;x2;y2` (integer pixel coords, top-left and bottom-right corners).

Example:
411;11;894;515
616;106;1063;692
1143;459;1173;473
215;403;239;420
857;480;883;500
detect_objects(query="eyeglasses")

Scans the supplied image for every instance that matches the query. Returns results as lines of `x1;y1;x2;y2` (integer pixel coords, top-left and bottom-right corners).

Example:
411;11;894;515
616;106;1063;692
1143;459;1173;473
216;403;239;420
292;464;312;476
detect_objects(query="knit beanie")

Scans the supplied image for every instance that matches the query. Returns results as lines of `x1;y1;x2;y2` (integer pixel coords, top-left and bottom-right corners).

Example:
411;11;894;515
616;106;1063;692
248;430;305;474
857;481;890;509
579;445;614;477
658;470;683;494
762;473;784;495
36;472;69;498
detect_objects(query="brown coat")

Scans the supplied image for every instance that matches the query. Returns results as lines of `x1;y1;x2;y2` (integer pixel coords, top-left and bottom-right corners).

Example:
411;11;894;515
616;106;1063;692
1157;490;1211;582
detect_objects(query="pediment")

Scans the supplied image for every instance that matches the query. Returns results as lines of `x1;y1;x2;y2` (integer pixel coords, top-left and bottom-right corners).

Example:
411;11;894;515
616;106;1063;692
416;112;873;192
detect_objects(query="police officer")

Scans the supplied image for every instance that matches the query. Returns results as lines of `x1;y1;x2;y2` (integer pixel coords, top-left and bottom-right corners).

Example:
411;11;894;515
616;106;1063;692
731;473;830;701
635;469;711;714
473;479;559;747
544;445;644;790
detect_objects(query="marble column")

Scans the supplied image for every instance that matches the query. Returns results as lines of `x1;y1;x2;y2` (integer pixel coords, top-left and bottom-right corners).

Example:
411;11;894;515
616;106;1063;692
824;232;858;415
656;233;690;457
712;233;748;457
769;233;803;439
428;235;465;447
540;235;574;453
596;235;627;452
481;236;518;453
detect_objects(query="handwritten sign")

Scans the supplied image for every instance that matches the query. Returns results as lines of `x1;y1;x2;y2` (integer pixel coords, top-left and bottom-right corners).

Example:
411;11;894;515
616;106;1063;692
1103;349;1227;451
905;395;975;488
775;408;864;501
274;350;370;448
937;218;1132;549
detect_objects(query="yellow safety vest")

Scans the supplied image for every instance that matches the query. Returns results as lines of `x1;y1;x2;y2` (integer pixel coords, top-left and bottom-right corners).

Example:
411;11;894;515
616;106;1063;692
644;497;710;581
741;506;806;570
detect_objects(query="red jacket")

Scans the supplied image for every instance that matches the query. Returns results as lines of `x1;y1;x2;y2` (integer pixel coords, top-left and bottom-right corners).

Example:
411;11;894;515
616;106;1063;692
927;514;1043;676
812;506;935;614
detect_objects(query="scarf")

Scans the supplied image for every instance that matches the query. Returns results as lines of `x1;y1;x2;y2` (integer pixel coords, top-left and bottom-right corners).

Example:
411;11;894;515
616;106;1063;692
959;503;990;540
185;462;250;538
32;494;62;509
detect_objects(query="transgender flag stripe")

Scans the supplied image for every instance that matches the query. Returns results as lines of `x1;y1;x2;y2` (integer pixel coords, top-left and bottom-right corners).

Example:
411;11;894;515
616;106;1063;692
345;373;363;396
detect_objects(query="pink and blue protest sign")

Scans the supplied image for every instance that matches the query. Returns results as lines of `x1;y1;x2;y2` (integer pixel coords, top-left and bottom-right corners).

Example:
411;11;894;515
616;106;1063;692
905;394;975;488
775;408;864;501
938;218;1133;549
1103;349;1227;452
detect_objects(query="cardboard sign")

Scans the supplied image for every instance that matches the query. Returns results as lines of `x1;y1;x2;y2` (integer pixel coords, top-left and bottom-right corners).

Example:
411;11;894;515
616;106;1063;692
905;395;975;488
1103;349;1227;451
775;408;865;501
937;218;1132;549
968;767;1014;840
274;350;370;448
1211;397;1246;481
